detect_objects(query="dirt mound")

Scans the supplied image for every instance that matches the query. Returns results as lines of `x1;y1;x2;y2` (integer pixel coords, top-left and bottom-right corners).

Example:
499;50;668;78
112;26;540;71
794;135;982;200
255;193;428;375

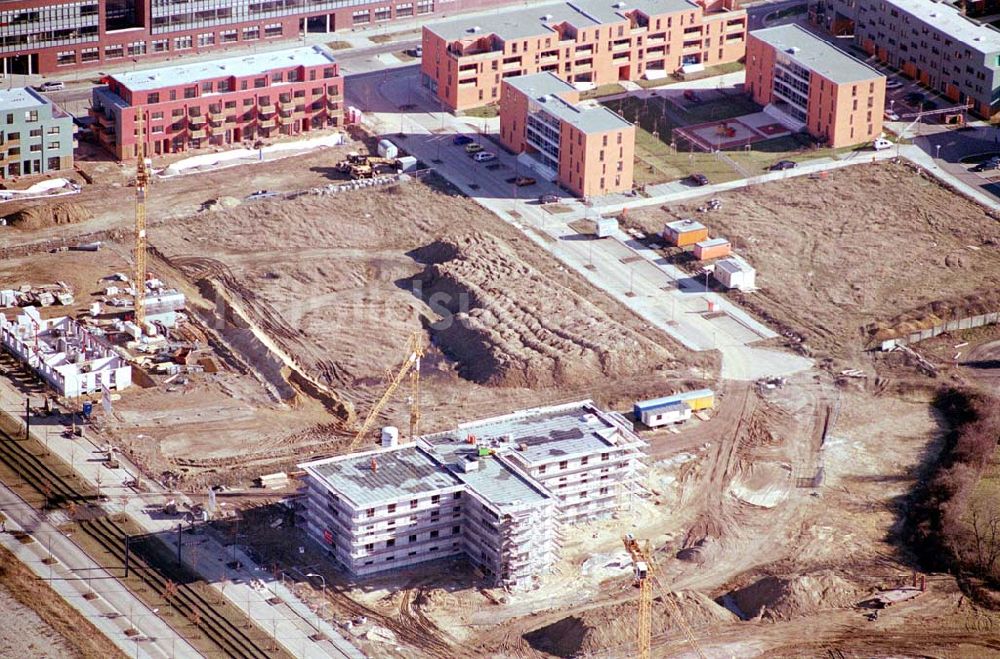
416;233;675;388
524;591;736;657
6;202;91;229
727;571;861;621
866;290;1000;344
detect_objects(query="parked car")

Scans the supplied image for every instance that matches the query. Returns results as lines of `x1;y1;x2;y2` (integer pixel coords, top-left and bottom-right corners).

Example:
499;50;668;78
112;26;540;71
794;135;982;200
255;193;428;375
884;109;900;121
905;91;927;105
971;156;1000;172
872;137;894;151
453;135;474;145
246;189;278;201
465;143;484;154
410;46;423;57
687;173;709;186
514;176;537;186
885;79;904;90
473;151;496;162
683;89;701;103
538;194;559;204
35;81;65;92
769;160;796;171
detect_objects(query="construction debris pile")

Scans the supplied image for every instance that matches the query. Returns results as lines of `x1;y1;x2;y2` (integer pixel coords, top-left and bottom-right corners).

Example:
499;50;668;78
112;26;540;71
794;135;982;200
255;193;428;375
0;282;75;308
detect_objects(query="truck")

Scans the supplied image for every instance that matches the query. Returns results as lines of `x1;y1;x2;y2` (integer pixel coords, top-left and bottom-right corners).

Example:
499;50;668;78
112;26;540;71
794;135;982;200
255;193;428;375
335;152;403;179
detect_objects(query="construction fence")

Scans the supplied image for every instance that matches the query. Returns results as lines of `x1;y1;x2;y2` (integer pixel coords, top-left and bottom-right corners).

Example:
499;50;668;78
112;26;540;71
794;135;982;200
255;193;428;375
879;311;1000;351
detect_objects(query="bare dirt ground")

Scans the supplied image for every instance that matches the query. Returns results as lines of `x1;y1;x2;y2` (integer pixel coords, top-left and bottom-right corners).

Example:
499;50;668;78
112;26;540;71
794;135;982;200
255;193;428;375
0;584;78;659
0;545;127;659
142;173;706;470
5;134;1000;659
2;144;708;480
623;162;1000;371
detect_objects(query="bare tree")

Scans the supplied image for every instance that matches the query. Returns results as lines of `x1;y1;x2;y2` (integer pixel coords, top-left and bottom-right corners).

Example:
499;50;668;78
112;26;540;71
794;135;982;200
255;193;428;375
969;496;1000;580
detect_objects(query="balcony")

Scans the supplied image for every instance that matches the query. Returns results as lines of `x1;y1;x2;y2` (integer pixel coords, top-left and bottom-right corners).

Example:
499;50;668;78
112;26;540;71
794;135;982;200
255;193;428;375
188;114;207;126
209;110;225;122
279;114;296;125
190;128;207;139
258;117;277;128
258;103;276;114
278;99;294;111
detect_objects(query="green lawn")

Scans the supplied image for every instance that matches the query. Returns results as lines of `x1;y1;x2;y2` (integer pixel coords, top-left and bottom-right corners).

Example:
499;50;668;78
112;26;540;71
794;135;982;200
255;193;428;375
632;128;742;187
579;83;627;100
462;104;499;119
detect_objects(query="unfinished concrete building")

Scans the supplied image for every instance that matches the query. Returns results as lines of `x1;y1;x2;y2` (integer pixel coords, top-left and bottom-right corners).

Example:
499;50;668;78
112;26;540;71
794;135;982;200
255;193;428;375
300;401;646;590
0;306;132;397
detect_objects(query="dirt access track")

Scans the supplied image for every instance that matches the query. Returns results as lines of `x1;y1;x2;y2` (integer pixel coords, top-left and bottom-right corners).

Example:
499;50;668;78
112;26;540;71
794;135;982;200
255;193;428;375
141;173;713;466
624;161;1000;370
0;143;711;475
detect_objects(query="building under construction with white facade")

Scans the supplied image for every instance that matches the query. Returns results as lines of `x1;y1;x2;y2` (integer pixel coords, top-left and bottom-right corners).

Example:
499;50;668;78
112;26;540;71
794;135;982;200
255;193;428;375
0;306;131;398
300;401;646;591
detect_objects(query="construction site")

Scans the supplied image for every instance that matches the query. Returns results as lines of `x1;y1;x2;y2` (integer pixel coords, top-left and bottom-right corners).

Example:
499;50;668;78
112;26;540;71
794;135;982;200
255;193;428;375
2;115;1000;659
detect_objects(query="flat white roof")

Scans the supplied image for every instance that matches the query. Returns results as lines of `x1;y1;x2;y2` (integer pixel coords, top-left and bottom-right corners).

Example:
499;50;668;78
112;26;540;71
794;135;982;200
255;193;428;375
885;0;1000;56
716;255;754;274
697;237;729;247
665;218;707;232
0;87;49;111
750;25;883;84
112;45;337;92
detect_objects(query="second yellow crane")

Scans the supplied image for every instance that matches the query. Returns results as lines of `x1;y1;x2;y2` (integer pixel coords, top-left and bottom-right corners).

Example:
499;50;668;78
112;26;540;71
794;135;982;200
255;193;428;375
347;332;424;453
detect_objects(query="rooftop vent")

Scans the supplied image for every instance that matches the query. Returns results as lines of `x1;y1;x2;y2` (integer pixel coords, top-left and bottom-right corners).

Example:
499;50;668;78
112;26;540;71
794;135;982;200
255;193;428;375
614;1;626;7
468;26;481;33
785;46;800;55
461;456;480;473
542;13;553;20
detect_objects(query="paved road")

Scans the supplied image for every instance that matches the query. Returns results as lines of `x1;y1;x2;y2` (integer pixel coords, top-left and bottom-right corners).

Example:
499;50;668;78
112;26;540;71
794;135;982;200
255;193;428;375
0;478;199;659
0;380;363;659
349;68;815;381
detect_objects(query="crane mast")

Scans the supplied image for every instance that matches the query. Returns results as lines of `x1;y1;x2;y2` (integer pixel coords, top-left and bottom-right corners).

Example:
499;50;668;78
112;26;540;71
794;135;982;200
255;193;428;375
134;108;150;329
347;332;423;453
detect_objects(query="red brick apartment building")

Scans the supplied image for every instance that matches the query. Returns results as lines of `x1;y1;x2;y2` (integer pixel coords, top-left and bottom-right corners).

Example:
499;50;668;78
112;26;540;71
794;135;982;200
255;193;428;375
746;25;885;148
0;0;510;75
421;0;747;111
89;44;342;159
500;72;634;197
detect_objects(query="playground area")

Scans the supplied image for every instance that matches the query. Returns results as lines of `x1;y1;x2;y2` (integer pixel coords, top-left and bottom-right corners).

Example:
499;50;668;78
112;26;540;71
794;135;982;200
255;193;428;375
674;112;793;151
603;90;842;184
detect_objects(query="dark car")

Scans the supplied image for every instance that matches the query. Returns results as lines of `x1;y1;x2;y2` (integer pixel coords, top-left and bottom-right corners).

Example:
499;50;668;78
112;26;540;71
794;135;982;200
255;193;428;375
769;160;797;171
683;89;701;103
905;91;927;105
687;173;709;186
453;135;474;145
972;157;1000;172
515;176;537;187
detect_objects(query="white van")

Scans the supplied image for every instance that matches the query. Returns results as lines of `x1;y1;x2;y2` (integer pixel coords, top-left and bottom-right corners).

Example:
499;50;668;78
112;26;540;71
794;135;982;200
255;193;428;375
473;151;496;162
873;137;894;151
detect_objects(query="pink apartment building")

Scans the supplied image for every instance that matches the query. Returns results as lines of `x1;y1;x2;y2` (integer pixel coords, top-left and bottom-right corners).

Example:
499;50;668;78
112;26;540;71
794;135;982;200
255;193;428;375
746;25;885;148
90;44;342;159
422;0;747;111
500;72;634;198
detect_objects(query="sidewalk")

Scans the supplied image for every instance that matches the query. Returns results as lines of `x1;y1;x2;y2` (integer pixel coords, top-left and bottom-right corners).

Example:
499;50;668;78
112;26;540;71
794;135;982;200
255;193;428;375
0;480;199;659
0;379;362;659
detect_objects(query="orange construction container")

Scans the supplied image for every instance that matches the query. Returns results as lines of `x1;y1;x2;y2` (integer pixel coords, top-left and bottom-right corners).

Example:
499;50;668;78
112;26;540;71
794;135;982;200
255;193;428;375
693;237;732;260
663;219;709;247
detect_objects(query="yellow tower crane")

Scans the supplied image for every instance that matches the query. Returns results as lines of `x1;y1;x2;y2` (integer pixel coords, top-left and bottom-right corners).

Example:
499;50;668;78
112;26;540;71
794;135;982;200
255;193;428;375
622;533;707;659
347;332;423;453
133;108;150;329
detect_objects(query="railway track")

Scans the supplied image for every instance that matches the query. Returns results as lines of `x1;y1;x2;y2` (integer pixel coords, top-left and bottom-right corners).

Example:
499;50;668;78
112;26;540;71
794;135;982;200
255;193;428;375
0;417;278;659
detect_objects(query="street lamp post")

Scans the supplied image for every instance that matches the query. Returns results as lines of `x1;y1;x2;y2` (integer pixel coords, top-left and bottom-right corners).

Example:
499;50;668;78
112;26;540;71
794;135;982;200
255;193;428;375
306;572;327;599
935;144;941;160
